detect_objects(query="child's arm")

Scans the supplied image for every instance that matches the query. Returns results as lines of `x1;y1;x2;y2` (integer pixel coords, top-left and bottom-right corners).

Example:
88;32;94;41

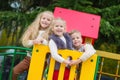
22;40;34;48
63;60;71;64
35;31;48;45
33;38;48;45
23;38;47;48
70;44;96;65
49;39;70;64
79;43;96;62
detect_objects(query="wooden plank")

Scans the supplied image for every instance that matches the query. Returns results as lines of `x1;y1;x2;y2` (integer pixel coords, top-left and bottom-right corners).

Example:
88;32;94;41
96;50;120;60
27;45;98;80
27;45;49;80
80;54;98;80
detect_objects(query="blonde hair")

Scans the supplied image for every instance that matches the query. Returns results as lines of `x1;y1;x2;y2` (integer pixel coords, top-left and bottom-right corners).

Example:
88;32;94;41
69;30;82;37
21;11;54;46
48;17;66;36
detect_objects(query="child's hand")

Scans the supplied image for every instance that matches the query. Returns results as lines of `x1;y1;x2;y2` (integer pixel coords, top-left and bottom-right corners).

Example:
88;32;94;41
69;59;82;66
33;39;39;44
63;60;71;65
33;38;43;44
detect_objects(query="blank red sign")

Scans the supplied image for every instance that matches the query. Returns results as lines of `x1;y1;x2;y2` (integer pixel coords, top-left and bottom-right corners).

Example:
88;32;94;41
54;7;101;39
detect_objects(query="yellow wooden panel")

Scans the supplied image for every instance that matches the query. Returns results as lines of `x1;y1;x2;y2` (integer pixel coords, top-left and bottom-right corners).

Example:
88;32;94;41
80;54;98;80
57;50;82;80
27;45;98;80
47;58;55;80
27;44;49;80
69;65;76;80
96;50;120;60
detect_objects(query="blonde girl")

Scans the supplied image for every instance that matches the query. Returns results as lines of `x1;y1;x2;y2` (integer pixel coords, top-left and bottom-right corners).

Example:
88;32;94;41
12;11;54;80
48;18;73;80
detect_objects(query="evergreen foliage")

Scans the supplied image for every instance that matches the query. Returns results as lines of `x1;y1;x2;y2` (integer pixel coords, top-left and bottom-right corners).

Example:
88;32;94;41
0;0;120;53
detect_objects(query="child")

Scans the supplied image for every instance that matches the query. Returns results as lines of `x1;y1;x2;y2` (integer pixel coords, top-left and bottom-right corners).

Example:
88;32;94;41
12;11;54;80
69;30;96;80
69;30;96;65
48;18;73;80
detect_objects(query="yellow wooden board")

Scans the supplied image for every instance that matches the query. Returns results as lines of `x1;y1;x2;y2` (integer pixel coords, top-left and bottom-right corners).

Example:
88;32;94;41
80;54;98;80
27;45;98;80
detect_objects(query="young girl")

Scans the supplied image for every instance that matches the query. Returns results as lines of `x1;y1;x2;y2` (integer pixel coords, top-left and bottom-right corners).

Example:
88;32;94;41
12;11;54;80
48;18;73;80
69;30;96;65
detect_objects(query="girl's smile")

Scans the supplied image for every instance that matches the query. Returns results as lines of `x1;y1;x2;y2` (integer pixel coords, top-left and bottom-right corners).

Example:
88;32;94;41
52;20;65;37
40;13;53;29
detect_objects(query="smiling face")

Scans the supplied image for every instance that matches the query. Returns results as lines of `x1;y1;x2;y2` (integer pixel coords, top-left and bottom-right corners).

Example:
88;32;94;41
40;13;53;29
71;32;83;49
52;19;66;37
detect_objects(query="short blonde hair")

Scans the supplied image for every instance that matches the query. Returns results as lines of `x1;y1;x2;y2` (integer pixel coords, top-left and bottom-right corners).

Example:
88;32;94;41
69;30;82;36
48;17;66;35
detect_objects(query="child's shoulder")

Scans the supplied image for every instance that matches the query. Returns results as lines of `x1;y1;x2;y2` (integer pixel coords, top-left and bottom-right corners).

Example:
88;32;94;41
84;43;95;50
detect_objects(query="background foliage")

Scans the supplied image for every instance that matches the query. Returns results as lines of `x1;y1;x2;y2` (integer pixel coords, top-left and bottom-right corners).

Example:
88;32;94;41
0;0;120;53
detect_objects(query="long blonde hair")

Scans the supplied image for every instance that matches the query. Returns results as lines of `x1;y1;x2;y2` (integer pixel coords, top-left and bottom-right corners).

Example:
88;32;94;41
21;11;54;46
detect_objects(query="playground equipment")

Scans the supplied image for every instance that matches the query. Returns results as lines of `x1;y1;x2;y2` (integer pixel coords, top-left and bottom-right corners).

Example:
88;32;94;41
0;46;31;80
27;7;101;80
27;45;99;80
0;7;120;80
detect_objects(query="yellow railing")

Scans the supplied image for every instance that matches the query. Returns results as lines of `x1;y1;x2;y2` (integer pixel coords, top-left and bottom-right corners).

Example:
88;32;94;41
0;45;120;80
96;50;120;80
27;44;99;80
